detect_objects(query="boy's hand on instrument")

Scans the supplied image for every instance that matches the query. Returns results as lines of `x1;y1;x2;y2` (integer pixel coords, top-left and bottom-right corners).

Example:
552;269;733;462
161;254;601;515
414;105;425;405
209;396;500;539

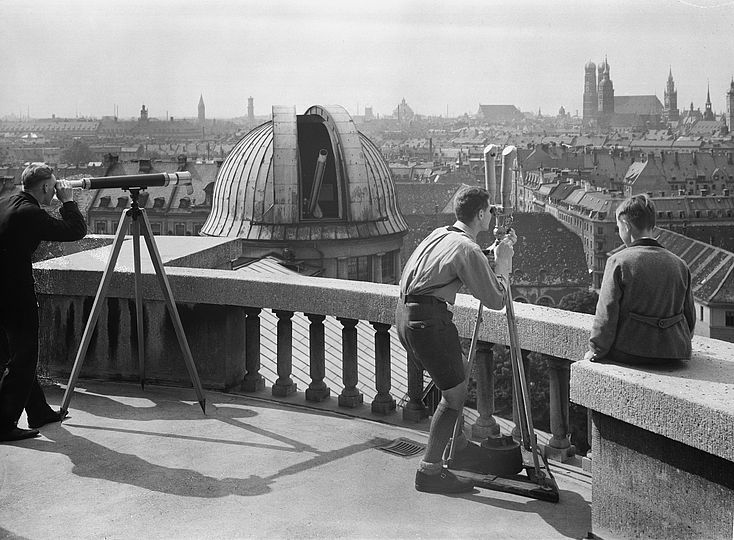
494;238;514;278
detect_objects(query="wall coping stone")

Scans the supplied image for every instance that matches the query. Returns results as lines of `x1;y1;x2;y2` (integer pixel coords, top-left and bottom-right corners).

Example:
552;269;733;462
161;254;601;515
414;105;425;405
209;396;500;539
570;348;734;462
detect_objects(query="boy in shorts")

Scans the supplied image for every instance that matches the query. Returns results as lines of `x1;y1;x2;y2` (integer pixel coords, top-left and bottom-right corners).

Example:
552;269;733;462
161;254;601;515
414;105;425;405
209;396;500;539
396;185;514;493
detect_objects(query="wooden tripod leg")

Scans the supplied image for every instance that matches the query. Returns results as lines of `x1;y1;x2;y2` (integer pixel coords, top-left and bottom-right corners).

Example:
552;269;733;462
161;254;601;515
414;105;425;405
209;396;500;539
447;302;483;463
131;216;145;389
502;276;542;475
137;210;206;413
61;211;131;414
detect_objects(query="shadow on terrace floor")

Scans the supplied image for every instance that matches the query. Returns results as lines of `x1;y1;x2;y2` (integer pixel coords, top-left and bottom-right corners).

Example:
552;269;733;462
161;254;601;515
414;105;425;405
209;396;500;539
1;381;592;539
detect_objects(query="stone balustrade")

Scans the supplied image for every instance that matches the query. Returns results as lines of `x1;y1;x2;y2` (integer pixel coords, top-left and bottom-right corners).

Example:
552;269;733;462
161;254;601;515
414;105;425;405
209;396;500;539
33;236;591;463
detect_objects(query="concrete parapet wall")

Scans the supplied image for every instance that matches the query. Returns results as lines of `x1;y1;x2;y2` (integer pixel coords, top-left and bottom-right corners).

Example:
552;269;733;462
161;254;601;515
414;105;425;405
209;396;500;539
570;348;734;463
571;347;734;539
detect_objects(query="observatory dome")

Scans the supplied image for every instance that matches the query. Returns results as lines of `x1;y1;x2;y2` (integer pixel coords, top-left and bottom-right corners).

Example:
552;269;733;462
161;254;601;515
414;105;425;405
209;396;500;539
201;105;407;241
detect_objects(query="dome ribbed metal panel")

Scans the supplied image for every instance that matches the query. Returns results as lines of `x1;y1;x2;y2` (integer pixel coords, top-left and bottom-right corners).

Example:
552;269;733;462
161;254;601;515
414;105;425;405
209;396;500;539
201;121;273;237
201;104;407;241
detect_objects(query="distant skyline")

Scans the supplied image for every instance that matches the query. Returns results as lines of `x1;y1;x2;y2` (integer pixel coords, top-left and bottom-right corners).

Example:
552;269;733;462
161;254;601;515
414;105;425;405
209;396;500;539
2;0;734;120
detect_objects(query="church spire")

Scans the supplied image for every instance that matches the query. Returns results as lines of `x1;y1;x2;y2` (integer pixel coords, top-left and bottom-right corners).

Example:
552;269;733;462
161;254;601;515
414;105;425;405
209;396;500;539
703;80;714;120
198;94;206;124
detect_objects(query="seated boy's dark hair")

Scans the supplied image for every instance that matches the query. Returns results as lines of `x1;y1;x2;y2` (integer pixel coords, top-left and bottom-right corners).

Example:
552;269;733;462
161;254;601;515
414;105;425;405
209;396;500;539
454;186;490;222
617;194;656;230
21;163;54;190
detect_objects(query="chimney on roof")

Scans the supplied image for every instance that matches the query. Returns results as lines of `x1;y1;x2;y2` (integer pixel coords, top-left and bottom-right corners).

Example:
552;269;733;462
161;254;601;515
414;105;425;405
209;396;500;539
103;153;118;167
138;159;152;173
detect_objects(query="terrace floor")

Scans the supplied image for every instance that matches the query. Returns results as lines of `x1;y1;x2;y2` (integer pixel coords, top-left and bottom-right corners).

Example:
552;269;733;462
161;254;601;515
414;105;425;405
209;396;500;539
1;381;592;540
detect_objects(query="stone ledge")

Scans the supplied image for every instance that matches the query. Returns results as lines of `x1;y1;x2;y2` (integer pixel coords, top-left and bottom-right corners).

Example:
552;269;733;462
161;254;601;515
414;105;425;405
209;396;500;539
32;237;594;363
570;345;734;462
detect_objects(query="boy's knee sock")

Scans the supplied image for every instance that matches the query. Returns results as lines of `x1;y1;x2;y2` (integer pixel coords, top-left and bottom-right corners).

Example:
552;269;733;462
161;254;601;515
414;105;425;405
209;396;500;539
423;402;459;465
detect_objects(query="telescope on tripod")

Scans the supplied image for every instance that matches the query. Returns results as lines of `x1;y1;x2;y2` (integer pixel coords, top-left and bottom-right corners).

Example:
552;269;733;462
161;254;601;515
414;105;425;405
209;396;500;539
68;171;194;195
60;171;206;414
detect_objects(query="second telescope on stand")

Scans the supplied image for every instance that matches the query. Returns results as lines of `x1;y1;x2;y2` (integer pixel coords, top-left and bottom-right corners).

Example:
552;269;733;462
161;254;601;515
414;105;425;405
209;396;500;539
68;171;194;194
60;170;206;415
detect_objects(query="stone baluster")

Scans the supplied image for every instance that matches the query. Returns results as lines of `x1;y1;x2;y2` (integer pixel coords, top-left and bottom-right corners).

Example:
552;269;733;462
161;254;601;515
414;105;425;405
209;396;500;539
272;309;297;397
305;313;330;402
337;317;363;407
544;356;576;462
403;358;427;422
471;341;501;439
370;322;396;414
511;349;531;443
242;307;265;392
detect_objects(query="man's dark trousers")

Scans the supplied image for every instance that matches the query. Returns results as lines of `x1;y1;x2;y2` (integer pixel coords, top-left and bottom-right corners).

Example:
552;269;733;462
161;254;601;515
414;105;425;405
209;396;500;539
0;290;52;431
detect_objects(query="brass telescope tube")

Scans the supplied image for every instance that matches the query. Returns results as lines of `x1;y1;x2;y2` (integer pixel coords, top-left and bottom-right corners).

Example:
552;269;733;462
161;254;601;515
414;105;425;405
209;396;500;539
68;171;193;194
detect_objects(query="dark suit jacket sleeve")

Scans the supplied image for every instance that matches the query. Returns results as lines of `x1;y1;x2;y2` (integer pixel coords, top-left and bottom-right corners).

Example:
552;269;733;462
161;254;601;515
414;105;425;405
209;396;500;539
34;201;87;241
589;257;622;359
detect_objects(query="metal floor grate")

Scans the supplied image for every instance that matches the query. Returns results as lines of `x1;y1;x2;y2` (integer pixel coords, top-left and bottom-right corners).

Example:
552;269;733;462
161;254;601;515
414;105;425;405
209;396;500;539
377;438;425;457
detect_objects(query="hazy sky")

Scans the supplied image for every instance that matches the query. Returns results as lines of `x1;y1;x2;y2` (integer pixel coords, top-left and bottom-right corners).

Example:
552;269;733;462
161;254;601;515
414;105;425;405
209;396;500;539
2;0;734;120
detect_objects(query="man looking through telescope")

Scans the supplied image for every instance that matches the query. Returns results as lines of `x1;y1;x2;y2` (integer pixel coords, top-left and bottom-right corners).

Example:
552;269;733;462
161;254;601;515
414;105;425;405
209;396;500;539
396;185;516;493
0;163;86;442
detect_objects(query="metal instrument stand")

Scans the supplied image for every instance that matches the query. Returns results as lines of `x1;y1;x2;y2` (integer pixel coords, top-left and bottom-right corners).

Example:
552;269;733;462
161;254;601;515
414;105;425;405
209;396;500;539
60;188;206;414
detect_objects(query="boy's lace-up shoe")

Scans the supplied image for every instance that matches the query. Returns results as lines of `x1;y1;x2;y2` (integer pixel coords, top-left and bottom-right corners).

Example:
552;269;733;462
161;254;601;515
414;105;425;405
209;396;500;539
415;468;474;493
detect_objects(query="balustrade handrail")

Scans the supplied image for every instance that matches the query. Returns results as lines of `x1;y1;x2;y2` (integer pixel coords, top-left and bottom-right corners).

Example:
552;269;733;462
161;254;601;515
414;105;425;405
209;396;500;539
34;254;593;363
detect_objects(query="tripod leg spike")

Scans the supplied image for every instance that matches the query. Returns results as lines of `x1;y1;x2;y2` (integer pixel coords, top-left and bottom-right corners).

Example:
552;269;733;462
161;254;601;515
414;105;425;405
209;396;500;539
199;399;206;414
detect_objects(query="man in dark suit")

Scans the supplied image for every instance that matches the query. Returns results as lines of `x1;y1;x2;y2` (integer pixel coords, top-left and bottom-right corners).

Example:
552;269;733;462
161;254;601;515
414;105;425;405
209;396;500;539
0;163;87;442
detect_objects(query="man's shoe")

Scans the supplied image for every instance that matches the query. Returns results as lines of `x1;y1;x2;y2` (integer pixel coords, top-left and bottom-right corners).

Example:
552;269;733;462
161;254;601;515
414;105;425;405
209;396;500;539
415;469;474;494
0;427;40;442
28;409;68;429
447;441;492;475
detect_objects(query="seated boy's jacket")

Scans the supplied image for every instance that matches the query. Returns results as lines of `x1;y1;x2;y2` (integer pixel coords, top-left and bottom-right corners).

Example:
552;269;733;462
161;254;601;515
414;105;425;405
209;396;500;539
590;238;695;361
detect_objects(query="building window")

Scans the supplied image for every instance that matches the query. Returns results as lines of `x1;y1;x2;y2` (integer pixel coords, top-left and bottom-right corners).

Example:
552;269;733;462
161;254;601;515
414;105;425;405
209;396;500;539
348;256;370;281
726;311;734;327
700;306;704;321
381;252;396;284
150;223;162;235
174;223;186;236
95;221;107;234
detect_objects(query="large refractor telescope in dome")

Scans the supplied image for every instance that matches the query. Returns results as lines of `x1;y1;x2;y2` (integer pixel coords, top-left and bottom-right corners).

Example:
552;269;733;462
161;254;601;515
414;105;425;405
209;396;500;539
200;105;408;281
